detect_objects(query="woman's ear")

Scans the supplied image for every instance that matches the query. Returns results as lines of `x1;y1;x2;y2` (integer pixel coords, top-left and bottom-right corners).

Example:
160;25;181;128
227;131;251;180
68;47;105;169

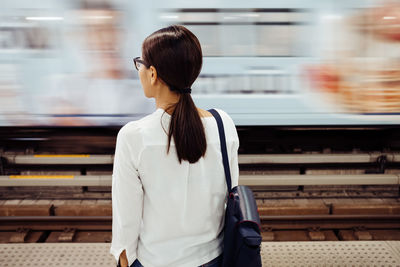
150;66;158;86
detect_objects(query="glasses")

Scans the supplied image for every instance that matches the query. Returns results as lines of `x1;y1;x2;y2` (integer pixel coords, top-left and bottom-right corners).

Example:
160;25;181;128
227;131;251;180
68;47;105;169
133;57;148;71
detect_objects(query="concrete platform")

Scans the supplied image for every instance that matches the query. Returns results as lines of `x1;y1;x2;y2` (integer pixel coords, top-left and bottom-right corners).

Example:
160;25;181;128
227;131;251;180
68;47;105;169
0;241;399;266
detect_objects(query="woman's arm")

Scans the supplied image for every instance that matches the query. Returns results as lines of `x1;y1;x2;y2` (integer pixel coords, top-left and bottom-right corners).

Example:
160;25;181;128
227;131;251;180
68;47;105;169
110;126;144;266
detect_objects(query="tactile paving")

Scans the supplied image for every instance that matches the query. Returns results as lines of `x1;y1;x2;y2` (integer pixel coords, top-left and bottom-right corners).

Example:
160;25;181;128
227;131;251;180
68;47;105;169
261;241;400;266
387;241;400;256
0;243;114;267
0;241;400;266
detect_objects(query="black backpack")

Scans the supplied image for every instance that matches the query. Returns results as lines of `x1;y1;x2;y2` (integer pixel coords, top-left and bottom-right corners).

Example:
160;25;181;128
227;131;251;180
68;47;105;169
209;109;262;267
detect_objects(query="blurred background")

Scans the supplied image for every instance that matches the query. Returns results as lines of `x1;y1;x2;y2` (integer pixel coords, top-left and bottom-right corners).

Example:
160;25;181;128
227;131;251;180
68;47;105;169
0;0;399;126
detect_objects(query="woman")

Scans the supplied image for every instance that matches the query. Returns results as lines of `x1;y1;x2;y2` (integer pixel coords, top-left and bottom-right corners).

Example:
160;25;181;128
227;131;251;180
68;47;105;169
110;25;239;267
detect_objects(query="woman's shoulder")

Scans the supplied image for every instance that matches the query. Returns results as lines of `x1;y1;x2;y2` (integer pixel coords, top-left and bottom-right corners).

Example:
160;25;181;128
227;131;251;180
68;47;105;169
212;108;236;127
209;108;238;143
117;109;159;139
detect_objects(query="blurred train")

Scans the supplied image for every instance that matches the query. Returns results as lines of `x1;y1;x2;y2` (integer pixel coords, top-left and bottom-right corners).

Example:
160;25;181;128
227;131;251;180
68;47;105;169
0;0;399;126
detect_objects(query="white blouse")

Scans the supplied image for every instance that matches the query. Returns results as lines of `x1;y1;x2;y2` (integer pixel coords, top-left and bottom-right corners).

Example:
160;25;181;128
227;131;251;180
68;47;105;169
110;108;239;267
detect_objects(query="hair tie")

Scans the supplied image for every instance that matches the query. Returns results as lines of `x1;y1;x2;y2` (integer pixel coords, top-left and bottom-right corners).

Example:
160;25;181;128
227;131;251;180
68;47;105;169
169;86;192;94
181;88;191;94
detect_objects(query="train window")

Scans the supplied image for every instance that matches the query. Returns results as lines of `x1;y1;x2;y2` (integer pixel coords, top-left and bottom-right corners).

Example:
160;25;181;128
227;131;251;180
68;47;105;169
159;9;311;57
192;72;290;95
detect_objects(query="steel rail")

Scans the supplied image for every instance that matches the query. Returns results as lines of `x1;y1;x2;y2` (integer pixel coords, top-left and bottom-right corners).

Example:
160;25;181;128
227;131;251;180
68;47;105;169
1;173;399;186
1;215;399;231
0;216;111;231
260;214;400;230
3;153;400;165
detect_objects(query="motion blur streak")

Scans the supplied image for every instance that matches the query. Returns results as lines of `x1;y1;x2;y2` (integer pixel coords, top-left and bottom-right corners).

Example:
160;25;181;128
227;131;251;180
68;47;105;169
0;0;399;126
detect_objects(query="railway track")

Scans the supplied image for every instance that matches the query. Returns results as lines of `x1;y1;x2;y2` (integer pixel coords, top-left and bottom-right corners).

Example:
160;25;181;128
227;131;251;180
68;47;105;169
1;151;399;199
1;153;400;183
0;126;399;243
1;126;399;195
1;214;399;243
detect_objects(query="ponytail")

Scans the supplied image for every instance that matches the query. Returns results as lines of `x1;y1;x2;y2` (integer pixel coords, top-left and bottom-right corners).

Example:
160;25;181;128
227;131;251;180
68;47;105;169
167;93;206;164
142;25;205;163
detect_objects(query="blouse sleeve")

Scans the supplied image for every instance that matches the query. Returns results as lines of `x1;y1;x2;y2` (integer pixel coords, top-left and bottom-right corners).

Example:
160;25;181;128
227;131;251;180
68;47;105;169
110;126;144;266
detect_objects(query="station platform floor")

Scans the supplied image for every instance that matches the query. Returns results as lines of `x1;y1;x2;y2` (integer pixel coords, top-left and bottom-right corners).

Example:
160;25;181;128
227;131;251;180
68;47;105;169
0;241;399;266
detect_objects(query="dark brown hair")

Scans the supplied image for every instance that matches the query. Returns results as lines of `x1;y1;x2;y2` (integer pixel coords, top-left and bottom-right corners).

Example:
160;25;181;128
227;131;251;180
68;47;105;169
142;25;206;164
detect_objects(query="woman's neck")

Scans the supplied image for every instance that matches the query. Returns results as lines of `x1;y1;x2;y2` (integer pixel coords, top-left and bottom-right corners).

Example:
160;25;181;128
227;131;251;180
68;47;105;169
155;85;180;115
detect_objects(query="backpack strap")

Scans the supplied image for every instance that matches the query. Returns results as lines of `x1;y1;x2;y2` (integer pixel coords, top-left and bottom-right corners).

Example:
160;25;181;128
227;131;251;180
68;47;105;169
208;109;232;192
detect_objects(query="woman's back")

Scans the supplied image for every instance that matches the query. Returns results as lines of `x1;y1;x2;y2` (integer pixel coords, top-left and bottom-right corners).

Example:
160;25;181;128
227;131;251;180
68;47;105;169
111;108;239;267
